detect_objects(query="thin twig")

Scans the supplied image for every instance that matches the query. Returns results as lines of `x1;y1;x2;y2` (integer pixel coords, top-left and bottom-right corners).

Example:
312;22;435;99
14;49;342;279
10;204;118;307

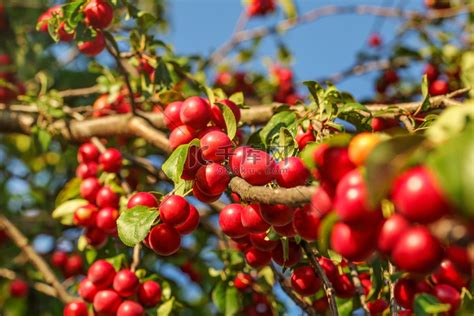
387;262;397;316
349;263;369;314
130;244;141;272
0;268;60;299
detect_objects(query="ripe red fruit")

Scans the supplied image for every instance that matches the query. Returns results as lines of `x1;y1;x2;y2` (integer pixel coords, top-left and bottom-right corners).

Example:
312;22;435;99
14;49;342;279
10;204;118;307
211;99;241;129
291;266;322;296
330;222;377;261
295;125;315;150
192;183;221;203
424;64;439;82
313;297;329;313
273;221;297;237
148;223;181;256
174;205;200;235
392;226;442;273
127;192;158;209
200;130;233;162
310;186;333;218
433;284;461;312
76;162;98;179
181;146;205;180
429;79;449;96
367;299;389;314
138;281;161;307
392;166;450;224
377;214;410;254
371;117;399;131
169;124;196;150
96;186;119;209
10;279;28;297
113;270;139;297
249;232;278;251
64;301;88;316
275;157;309;188
259;204;294;227
57;22;74;42
293;204;321;241
234;272;253;291
78;31;106;56
80;177;101;203
84;0;114;29
99;148;123;173
244;247;272;268
195;163;230;195
239;149;276;186
241;204;270;234
247;0;276;17
93;290;122;315
318;147;355;185
78;278;99;302
51;251;68;268
117;300;144;316
229;146;251;176
368;33;382;47
85;226;108;248
88;259;116;289
394;278;416;309
159;195;190;226
74;204;98;227
445;245;471;275
163;101;184;130
272;241;302;267
334;273;355;298
179;96;211;130
78;143;99;163
219;204;247;238
384;69;399;84
318;257;339;284
96;207;119;234
431;259;470;289
63;254;84;278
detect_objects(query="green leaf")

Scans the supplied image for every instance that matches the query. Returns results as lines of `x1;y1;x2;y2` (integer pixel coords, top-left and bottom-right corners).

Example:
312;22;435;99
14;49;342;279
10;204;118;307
365;135;425;207
205;86;216;105
276;127;297;160
32;126;52;152
425;105;474;144
105;254;126;271
85;249;98;265
173;179;193;196
367;258;384;301
427;123;474;218
414;294;451;315
117;206;159;247
229;92;244;106
259;111;296;146
217;102;237;140
317;212;339;255
162;144;190;184
420;74;431;111
157;297;175;316
224;286;241;316
278;0;297;19
258;266;275;286
55;178;82;207
212;281;226;312
137;12;158;31
52;199;88;225
155;60;172;88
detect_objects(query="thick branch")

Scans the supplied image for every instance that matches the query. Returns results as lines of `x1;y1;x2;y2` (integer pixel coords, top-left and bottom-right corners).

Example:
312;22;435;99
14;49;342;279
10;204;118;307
229;177;315;206
0;215;76;303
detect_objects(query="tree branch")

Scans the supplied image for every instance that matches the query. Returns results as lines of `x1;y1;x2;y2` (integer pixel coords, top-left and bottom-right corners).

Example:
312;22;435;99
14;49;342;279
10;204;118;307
348;263;369;314
0;268;60;299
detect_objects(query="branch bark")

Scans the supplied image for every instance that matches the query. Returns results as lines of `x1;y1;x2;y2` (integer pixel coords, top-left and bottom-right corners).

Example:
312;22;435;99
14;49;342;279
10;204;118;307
349;263;369;314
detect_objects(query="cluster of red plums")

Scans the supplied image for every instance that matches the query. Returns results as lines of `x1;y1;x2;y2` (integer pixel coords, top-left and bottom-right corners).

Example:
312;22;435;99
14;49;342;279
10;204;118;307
37;0;114;56
0;53;25;103
271;66;302;105
126;191;200;256
214;70;255;97
246;0;276;17
75;142;123;247
92;92;132;117
63;259;162;316
51;251;85;279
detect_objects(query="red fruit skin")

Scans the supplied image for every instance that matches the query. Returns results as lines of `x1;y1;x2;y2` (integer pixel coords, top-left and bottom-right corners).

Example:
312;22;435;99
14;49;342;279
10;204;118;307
84;0;114;29
93;290;122;315
211;99;241;129
78;143;99;163
88;259;116;289
85;226;108;248
272;241;302;267
319;147;355;185
113;270;139;297
392;226;443;274
368;33;382;47
244;247;272;268
181;146;205;180
78;278;99;302
384;69;399;84
174;205;200;235
179;96;211;130
371;117;399;131
195;163;230;195
51;251;68;268
74;204;98;227
291;266;322;296
200;130;233;163
138;281;161;307
117;300;144;316
239;149;276;186
249;232;278;251
445;245;471;275
63;254;84;278
229;146;251;176
275;157;309;188
99;148;123;173
219;204;247;238
192;183;221;203
377;214;410;255
234;272;253;291
313;297;329;313
431;259;470;289
163;101;183;130
367;299;389;315
241;204;270;234
260;204;294;227
96;186;119;209
10;279;28;297
295;125;315;149
424;64;439;82
333;273;355;298
429;79;449;96
433;284;461;313
159;195;190;226
78;31;106;56
169;124;196;150
57;22;74;42
273;221;297;237
148;224;181;256
330;222;377;261
197;126;222;139
293;204;321;241
318;257;339;284
310;185;333;218
76;162;99;179
247;0;276;17
80;178;101;203
96;207;119;234
392;166;450;224
127;192;158;209
64;301;88;316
